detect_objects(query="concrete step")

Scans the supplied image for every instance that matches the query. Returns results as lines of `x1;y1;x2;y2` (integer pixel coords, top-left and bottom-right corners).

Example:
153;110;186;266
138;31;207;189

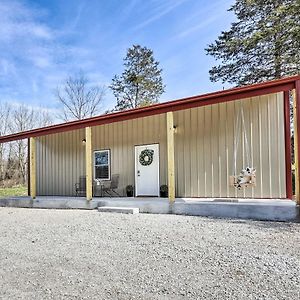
97;206;139;214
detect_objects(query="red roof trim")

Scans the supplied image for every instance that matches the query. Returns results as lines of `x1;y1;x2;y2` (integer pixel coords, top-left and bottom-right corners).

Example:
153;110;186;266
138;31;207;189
0;75;299;143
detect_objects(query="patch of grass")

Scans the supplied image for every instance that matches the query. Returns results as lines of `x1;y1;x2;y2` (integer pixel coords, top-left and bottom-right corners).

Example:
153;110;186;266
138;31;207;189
0;185;27;198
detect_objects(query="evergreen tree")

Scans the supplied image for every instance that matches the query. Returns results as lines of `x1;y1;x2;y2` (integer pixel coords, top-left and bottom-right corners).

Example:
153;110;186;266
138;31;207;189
110;45;165;111
206;0;300;86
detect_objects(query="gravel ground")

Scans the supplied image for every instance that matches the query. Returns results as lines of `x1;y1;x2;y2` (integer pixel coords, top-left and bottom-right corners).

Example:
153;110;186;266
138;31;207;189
0;208;299;300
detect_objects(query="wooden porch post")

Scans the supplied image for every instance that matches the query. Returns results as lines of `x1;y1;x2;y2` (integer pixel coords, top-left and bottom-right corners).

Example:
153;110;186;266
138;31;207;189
167;112;175;202
294;80;300;204
29;137;36;199
27;138;31;196
85;127;93;201
284;91;293;200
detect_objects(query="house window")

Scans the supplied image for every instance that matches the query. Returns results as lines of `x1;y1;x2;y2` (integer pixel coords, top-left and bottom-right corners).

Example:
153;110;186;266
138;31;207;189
94;150;110;180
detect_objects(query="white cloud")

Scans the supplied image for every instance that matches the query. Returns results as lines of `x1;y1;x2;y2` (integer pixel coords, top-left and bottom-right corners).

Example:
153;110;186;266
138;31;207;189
0;0;92;108
0;59;17;76
175;16;220;39
133;0;187;31
0;0;53;42
173;0;231;40
0;0;58;75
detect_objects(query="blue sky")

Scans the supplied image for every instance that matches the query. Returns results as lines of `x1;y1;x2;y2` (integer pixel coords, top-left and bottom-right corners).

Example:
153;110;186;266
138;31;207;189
0;0;235;113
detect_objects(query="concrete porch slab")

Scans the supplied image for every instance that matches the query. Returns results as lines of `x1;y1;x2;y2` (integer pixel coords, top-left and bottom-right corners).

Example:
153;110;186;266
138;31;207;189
97;206;139;214
0;196;99;209
98;197;299;221
0;196;298;221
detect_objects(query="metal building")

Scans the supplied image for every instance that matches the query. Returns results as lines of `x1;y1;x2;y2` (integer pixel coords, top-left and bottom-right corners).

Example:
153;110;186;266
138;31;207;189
1;76;299;204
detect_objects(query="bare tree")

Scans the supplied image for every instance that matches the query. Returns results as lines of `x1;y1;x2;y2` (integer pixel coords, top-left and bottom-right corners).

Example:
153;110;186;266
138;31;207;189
8;105;53;184
0;102;53;186
0;102;11;184
56;72;105;121
9;106;34;183
36;109;53;128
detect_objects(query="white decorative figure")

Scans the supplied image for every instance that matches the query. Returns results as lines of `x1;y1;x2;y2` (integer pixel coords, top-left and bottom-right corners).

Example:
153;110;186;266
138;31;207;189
235;167;256;189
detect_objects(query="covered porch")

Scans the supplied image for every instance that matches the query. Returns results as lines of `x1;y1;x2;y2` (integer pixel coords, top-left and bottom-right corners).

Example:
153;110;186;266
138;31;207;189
28;90;290;201
1;76;300;209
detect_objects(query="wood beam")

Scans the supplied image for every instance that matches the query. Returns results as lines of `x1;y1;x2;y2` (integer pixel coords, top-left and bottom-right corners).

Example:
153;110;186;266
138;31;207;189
284;91;292;199
29;137;36;199
85;127;93;201
293;89;299;202
27;138;30;196
166;112;175;202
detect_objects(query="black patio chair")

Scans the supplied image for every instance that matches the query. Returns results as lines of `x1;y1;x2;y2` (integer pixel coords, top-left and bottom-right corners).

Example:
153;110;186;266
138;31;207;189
75;176;86;196
101;174;121;197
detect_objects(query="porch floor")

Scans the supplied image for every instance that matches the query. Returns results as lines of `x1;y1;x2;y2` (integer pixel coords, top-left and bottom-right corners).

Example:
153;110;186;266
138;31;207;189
0;196;298;221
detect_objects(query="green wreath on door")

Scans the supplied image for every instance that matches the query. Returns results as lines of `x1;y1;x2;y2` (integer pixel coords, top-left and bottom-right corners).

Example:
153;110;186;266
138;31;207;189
139;149;154;166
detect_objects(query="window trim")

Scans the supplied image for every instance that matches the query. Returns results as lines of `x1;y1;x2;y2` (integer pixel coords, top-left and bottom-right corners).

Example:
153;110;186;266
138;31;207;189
93;149;111;181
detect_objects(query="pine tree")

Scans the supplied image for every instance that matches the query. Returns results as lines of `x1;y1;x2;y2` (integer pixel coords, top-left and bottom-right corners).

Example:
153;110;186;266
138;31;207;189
206;0;300;86
110;45;165;111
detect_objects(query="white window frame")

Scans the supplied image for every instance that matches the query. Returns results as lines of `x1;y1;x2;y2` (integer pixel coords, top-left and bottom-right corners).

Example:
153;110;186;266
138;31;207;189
94;149;111;181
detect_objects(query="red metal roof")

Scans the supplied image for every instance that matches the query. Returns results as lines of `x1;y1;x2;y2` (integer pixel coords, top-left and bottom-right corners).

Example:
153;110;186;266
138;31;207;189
0;75;299;143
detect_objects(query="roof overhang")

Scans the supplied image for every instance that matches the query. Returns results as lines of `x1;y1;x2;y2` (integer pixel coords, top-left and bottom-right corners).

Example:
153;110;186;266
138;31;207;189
0;75;299;144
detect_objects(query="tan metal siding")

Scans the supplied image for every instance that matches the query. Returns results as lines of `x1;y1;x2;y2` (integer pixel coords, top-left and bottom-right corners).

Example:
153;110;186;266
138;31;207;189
36;115;167;196
36;129;85;196
174;92;286;198
92;114;167;196
36;92;286;198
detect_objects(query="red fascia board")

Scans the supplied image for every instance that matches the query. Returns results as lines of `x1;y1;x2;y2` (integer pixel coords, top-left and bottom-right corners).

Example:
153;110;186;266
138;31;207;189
0;75;298;144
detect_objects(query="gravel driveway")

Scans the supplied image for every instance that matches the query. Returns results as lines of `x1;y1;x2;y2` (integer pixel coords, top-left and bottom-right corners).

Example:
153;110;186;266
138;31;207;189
0;208;299;300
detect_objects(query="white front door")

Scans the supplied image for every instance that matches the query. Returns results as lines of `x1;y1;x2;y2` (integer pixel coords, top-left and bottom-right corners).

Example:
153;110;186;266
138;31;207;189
135;144;159;196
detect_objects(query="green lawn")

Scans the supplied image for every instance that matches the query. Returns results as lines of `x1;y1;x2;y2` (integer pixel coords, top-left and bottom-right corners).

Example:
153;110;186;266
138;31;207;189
0;185;27;198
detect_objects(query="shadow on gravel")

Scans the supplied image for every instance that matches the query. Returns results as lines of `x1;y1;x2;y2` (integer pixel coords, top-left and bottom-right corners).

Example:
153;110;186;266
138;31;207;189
200;216;299;230
231;220;297;230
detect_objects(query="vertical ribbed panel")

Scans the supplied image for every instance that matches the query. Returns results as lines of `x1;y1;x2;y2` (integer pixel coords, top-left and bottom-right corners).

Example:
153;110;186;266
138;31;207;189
36;92;285;199
174;92;286;198
36;129;85;196
92;114;167;196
